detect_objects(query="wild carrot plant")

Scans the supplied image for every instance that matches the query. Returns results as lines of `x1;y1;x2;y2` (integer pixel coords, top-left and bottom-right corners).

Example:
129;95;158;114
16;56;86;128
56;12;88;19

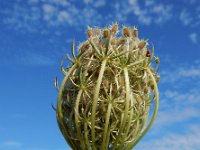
55;23;160;150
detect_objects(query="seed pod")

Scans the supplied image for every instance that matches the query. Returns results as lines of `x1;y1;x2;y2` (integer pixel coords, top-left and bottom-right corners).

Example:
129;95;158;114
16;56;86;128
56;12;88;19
118;38;126;45
55;24;160;150
156;75;160;83
146;48;151;57
150;84;154;90
123;27;131;37
155;57;160;64
111;23;118;35
144;85;149;94
138;40;147;49
87;27;93;38
103;79;109;92
132;26;138;38
103;28;110;39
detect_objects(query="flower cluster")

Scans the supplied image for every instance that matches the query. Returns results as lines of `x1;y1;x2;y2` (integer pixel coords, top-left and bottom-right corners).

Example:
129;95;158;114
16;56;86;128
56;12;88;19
55;23;160;150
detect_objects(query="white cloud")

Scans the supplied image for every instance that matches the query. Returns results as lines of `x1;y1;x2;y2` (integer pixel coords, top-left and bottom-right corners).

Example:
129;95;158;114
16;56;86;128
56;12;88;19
119;0;172;25
94;0;106;7
83;0;93;5
2;0;105;31
180;10;193;25
152;4;172;24
42;4;56;21
155;107;200;126
50;0;68;6
138;15;152;25
18;52;55;66
189;33;198;44
144;0;154;6
150;61;200;131
57;11;71;24
161;63;200;83
1;0;198;35
136;124;200;150
179;67;200;77
1;141;22;147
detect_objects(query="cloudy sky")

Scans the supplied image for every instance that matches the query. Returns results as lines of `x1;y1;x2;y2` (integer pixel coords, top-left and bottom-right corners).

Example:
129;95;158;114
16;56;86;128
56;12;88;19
0;0;200;150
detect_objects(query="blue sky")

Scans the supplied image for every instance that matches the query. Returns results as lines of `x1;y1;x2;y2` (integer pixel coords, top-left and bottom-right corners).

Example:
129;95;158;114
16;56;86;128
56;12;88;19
0;0;200;150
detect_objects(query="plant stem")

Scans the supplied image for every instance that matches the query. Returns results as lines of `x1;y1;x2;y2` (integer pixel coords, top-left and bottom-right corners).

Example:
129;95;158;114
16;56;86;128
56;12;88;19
101;103;112;149
113;67;130;149
56;64;78;150
74;89;86;149
91;59;107;150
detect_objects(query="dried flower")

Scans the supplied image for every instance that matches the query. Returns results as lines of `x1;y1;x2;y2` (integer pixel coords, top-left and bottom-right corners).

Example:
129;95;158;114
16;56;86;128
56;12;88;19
55;24;160;150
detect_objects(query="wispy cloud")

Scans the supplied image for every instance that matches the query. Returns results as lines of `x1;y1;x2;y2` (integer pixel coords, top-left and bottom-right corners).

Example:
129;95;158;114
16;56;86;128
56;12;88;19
161;62;200;84
145;60;200;145
83;0;93;5
2;0;200;34
179;3;200;27
9;51;56;67
136;124;200;150
83;0;105;7
1;141;22;148
114;0;173;25
180;9;192;26
93;0;106;7
1;0;174;34
156;107;200;126
1;0;106;33
20;53;55;66
189;33;198;44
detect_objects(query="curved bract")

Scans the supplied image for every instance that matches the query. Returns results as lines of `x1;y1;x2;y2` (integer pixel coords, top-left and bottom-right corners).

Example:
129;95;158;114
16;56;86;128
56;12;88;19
55;24;160;150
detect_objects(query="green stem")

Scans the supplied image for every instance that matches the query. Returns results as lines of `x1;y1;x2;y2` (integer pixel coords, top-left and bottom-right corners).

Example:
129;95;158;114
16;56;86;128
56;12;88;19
101;103;112;149
113;67;130;149
56;64;78;150
126;68;159;149
74;89;86;149
124;92;134;140
91;59;107;150
84;120;90;150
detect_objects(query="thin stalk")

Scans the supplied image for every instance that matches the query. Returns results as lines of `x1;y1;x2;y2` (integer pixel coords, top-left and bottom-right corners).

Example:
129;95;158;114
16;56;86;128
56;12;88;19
101;103;112;149
125;119;140;145
84;120;90;150
74;89;86;149
124;92;134;139
126;68;159;149
88;39;102;58
56;64;78;149
113;67;130;149
105;127;111;148
91;59;107;150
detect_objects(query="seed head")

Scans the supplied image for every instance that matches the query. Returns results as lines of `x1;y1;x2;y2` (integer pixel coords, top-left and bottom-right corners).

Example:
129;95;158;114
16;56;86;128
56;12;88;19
55;24;160;150
138;40;147;49
132;26;138;38
111;23;118;35
103;28;110;39
122;27;131;37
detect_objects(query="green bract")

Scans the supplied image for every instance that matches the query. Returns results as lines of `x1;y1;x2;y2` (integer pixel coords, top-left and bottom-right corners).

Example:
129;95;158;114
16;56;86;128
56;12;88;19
55;24;160;150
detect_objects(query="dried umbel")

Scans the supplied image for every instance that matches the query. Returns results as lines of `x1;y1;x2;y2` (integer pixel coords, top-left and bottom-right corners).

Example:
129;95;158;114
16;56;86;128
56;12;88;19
55;24;160;150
